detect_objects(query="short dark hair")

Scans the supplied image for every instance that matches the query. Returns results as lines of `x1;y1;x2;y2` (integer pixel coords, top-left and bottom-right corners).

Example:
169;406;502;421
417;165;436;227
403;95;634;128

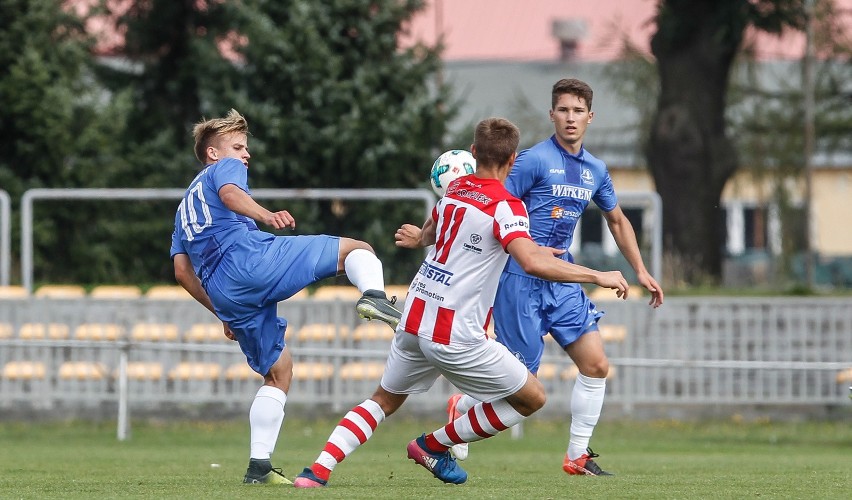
552;78;593;111
473;118;520;167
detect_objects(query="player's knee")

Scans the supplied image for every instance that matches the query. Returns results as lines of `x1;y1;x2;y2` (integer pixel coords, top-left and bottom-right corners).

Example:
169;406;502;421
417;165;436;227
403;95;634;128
580;358;609;379
340;238;375;256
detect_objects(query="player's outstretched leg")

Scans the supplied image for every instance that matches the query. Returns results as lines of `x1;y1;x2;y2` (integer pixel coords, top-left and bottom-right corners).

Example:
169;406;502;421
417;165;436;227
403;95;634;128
406;434;468;484
243;458;292;484
446;394;468;460
356;289;402;329
562;447;613;476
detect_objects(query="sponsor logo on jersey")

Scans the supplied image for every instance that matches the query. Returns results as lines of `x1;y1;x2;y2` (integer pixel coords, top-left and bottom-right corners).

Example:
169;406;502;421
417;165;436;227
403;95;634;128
581;168;594;185
415;281;445;301
454;188;492;205
550;206;582;220
463;233;483;254
551;184;592;201
502;219;528;232
549;168;565;174
418;262;454;286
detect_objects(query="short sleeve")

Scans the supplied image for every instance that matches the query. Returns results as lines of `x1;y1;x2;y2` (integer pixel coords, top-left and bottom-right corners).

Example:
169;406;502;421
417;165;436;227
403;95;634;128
492;198;532;251
209;157;249;194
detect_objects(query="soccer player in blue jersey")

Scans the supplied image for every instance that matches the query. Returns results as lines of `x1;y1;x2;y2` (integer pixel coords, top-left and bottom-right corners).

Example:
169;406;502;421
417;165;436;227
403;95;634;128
170;109;401;485
447;79;664;475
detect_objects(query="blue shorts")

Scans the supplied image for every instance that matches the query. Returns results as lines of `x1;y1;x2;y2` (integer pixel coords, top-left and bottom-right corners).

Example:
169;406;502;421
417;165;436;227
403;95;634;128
205;234;339;375
492;272;603;374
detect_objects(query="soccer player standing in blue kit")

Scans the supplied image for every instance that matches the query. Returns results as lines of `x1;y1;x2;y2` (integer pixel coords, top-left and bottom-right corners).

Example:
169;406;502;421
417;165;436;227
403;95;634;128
170;109;401;485
447;79;664;475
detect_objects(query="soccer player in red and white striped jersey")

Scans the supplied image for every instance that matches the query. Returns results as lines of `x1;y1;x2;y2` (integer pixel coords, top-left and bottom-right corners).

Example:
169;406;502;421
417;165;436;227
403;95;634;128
294;118;629;488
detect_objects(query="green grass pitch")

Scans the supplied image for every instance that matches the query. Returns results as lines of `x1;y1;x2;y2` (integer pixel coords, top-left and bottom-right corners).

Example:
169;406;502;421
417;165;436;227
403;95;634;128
1;415;850;499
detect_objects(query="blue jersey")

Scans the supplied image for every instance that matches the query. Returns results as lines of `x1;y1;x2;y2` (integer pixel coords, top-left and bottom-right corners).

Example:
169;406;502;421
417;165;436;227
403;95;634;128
170;158;262;284
503;136;617;276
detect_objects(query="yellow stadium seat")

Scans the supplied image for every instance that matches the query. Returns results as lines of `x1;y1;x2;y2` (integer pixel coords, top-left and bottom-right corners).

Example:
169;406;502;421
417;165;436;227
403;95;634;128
74;323;124;341
18;323;70;340
89;285;142;299
599;324;627;343
118;362;164;380
145;285;193;300
225;362;263;381
130;323;179;342
350;322;394;342
312;286;363;301
339;361;385;381
293;362;335;380
34;285;86;299
536;363;559;380
184;323;229;343
295;323;350;342
287;288;310;301
2;361;47;380
168;362;222;381
836;367;852;384
59;361;108;380
0;286;28;299
0;323;12;339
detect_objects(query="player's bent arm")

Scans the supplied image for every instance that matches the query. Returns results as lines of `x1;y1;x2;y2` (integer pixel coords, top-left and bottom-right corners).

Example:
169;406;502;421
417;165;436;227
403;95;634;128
603;205;664;306
173;253;218;316
507;238;629;296
219;184;295;229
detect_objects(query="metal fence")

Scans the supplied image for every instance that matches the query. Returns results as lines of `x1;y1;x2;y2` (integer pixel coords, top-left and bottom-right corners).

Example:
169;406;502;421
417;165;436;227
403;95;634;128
1;296;850;421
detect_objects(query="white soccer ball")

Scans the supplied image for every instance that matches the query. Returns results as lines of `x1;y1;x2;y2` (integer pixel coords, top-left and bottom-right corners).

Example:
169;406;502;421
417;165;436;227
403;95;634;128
429;149;476;197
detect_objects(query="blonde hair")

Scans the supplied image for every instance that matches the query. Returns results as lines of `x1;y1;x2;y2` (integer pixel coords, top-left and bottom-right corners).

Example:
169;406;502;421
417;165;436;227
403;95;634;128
192;109;249;163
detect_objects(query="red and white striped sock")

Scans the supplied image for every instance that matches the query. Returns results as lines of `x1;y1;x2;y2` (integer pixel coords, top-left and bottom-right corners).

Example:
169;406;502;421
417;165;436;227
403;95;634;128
310;398;385;481
426;398;524;451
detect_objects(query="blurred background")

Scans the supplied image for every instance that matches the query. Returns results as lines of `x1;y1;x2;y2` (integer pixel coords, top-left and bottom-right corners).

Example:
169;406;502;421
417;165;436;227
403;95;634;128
0;0;850;422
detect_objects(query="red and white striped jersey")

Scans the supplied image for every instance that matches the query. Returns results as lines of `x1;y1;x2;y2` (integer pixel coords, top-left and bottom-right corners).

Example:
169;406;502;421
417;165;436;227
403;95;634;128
399;175;532;345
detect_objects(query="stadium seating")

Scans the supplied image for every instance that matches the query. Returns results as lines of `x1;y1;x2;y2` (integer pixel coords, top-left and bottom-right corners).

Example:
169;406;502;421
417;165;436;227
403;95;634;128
599;324;627;343
0;286;27;299
294;323;351;343
224;362;263;381
350;322;394;342
58;361;109;381
168;362;222;381
311;286;362;301
836;367;852;384
2;361;46;380
0;323;12;339
130;323;179;342
119;362;164;381
89;285;142;299
74;323;124;341
184;323;230;343
145;285;192;300
33;285;86;299
18;323;70;340
339;361;385;381
293;362;335;380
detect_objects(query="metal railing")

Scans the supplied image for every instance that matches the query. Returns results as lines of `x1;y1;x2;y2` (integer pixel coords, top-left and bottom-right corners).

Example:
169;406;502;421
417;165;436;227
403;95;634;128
0;190;9;286
20;188;436;293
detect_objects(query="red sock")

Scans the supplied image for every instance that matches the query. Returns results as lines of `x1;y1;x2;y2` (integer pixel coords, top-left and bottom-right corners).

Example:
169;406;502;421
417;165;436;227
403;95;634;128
310;463;331;481
423;433;449;453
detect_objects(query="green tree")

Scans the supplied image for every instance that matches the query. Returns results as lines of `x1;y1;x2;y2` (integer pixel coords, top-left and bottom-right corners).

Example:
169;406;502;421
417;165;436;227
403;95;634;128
648;0;805;284
0;0;133;284
221;0;454;283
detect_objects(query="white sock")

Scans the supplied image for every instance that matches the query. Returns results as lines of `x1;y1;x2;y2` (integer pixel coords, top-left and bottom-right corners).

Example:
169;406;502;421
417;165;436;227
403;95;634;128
567;373;606;460
343;248;385;292
249;385;287;460
455;394;478;415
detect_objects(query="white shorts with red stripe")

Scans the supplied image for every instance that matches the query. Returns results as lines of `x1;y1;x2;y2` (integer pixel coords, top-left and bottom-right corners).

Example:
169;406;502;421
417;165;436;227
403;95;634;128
380;330;529;402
